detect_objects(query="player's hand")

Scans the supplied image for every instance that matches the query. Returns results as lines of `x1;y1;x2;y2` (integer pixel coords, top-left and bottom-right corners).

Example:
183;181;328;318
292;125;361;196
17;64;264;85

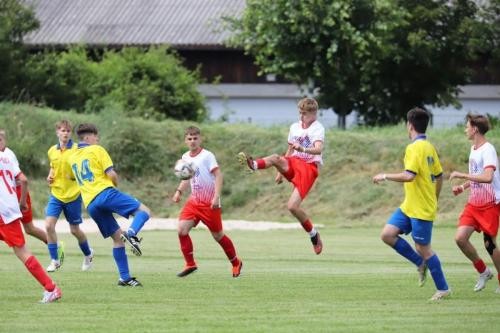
171;193;181;203
452;185;464;196
275;173;283;184
291;143;302;152
47;175;54;184
372;173;385;184
211;196;221;209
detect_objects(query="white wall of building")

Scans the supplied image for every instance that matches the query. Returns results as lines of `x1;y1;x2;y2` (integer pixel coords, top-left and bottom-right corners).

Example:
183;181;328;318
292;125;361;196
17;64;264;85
200;84;500;128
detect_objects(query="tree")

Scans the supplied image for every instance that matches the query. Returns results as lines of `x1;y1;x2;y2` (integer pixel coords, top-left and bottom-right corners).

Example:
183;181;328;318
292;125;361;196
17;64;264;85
468;0;500;84
0;0;39;99
228;0;480;127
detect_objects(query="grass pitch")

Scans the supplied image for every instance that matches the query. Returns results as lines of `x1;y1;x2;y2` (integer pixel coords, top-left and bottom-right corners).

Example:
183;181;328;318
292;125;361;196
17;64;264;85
1;227;500;333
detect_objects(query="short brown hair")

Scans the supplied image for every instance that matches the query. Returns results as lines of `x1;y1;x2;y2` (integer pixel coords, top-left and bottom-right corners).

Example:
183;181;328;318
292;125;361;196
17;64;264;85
56;119;72;131
298;97;318;113
407;107;430;134
76;123;98;140
184;126;201;137
466;113;491;135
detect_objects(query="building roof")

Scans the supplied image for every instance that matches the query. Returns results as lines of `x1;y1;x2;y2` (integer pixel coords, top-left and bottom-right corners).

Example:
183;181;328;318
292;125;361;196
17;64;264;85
23;0;245;49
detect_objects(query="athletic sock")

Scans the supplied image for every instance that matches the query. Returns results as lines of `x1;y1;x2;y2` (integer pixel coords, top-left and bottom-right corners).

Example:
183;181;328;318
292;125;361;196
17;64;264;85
112;246;130;281
256;159;266;169
393;237;423;267
179;234;196;267
24;255;55;291
473;259;487;274
301;219;313;233
47;242;58;260
79;240;92;256
217;235;238;265
128;210;150;236
427;254;449;291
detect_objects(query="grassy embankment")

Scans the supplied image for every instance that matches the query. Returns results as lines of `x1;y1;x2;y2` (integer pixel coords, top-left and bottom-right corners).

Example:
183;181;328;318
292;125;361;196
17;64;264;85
1;102;493;228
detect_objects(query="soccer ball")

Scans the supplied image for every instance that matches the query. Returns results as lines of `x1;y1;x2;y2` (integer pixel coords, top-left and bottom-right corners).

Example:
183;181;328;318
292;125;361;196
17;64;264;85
174;159;195;180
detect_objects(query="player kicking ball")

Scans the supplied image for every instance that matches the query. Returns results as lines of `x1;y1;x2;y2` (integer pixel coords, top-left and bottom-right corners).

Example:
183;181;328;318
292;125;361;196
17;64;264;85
238;97;324;255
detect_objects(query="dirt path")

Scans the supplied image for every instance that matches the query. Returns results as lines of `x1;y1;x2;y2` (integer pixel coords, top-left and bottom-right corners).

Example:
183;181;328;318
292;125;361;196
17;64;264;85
32;217;306;233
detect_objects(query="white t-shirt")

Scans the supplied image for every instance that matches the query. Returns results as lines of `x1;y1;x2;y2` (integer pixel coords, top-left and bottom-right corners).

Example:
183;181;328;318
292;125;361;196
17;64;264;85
468;142;500;206
3;147;19;167
0;150;23;224
181;149;218;205
287;120;325;165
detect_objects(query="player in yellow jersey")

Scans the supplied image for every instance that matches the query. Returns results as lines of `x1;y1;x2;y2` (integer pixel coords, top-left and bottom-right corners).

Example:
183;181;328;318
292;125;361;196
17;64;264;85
45;120;94;272
69;123;151;287
373;107;450;301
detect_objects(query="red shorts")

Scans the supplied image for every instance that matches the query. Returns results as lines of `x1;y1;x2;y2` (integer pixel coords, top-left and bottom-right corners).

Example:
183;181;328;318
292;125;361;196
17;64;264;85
282;156;318;199
15;186;33;224
179;199;223;232
458;203;500;237
0;219;26;247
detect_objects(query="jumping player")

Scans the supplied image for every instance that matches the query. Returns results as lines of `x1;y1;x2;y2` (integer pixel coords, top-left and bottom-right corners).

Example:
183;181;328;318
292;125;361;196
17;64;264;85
172;126;242;278
450;113;500;293
45;120;94;272
69;123;151;286
0;147;61;303
238;97;324;255
372;107;450;301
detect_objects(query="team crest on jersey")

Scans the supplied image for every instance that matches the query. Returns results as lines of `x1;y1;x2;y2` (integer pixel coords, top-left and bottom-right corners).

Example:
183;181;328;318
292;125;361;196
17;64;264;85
470;160;481;174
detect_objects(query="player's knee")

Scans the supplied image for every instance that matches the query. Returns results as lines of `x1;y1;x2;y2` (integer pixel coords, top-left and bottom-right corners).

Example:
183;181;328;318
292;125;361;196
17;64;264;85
287;203;299;214
455;235;468;249
380;232;394;245
484;234;497;255
269;154;281;164
138;204;151;216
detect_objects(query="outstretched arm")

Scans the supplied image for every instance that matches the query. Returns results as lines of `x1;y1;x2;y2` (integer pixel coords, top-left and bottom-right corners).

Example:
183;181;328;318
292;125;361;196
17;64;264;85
373;171;415;184
450;168;494;184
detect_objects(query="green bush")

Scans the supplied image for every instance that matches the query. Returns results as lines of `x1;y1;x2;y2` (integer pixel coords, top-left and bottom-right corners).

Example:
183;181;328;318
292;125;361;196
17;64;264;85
21;46;207;121
105;121;167;179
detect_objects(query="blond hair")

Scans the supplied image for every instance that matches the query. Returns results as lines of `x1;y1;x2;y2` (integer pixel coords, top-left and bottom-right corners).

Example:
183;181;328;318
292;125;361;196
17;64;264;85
298;97;318;113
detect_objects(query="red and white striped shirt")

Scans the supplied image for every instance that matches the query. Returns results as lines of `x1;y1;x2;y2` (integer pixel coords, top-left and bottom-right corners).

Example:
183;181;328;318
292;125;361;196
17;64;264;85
182;149;218;205
468;142;500;206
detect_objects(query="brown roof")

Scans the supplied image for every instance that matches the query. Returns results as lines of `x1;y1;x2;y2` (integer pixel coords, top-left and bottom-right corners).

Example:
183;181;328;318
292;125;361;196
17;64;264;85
23;0;245;49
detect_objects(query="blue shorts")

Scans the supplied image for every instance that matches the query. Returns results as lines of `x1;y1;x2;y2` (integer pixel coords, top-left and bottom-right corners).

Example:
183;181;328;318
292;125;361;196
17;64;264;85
87;187;141;238
387;208;433;245
45;195;83;225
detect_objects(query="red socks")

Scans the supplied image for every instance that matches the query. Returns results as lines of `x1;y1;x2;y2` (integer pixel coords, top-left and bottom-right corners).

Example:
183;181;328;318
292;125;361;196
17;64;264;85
473;259;487;274
301;219;313;233
218;235;238;266
25;256;55;291
179;234;196;267
256;159;266;169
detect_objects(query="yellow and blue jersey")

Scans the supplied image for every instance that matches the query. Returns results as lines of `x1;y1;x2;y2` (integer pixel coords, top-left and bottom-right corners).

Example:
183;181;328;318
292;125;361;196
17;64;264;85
400;135;443;221
68;143;115;207
47;139;80;203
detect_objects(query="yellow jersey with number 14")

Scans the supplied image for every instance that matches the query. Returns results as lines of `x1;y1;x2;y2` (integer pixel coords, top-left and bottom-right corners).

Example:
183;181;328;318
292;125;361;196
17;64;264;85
400;136;443;221
68;143;115;207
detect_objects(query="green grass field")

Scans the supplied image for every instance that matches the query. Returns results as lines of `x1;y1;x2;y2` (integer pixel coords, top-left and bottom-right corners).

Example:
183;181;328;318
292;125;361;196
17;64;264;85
1;226;500;333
